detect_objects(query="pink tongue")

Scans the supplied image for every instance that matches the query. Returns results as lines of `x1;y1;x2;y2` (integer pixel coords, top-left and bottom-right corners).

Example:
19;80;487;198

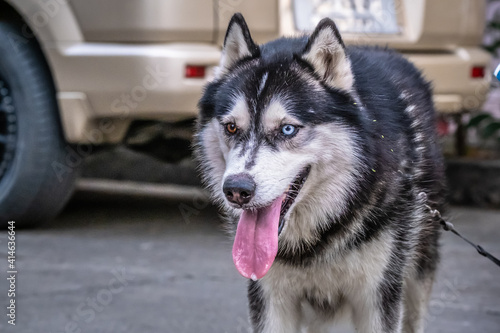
232;197;282;280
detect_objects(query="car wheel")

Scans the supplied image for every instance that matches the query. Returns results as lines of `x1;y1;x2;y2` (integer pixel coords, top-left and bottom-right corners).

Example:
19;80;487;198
0;20;78;227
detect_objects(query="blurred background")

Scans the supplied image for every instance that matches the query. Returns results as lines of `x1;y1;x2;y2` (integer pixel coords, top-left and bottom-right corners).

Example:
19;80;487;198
0;0;499;332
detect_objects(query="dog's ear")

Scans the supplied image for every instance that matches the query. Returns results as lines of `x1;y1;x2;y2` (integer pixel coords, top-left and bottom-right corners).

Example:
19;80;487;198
302;18;354;92
216;13;259;78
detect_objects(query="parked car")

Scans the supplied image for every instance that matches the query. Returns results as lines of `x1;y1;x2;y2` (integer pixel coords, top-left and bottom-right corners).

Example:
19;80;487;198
0;0;491;226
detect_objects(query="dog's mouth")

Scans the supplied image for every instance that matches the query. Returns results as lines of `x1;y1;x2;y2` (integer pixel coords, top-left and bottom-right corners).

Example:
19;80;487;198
278;165;311;235
232;165;311;281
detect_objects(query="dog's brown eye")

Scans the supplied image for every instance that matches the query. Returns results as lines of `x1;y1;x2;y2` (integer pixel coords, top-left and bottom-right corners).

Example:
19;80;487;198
226;123;238;135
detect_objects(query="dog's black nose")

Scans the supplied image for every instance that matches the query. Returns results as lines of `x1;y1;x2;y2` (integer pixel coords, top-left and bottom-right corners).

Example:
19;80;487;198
223;174;256;206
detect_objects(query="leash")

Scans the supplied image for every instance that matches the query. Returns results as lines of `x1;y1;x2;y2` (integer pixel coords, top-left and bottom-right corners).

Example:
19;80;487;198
419;193;500;268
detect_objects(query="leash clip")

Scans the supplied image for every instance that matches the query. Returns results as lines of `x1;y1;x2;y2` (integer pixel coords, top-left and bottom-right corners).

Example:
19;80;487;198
421;192;500;268
441;220;454;232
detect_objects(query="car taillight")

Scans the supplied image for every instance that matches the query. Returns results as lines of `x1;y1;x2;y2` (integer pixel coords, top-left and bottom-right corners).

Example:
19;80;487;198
471;66;485;78
185;65;205;78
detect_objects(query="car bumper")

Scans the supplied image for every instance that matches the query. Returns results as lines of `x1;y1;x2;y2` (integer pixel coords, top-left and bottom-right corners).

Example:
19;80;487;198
47;43;491;143
45;42;220;143
404;47;492;114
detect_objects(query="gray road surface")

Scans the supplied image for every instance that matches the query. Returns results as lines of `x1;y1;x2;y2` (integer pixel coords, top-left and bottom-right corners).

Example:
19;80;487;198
0;184;499;333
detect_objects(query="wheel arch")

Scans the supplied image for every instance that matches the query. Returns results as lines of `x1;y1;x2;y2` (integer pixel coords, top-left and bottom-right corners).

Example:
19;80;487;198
2;0;83;44
1;0;84;94
1;0;87;142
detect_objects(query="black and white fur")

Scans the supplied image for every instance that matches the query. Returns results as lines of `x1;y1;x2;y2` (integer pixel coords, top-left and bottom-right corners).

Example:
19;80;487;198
195;13;446;333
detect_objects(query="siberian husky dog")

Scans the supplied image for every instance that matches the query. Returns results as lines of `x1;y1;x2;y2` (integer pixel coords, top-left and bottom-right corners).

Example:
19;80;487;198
194;13;446;333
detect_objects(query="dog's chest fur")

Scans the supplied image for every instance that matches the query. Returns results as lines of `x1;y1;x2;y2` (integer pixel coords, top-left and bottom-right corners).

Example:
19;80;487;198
260;231;394;316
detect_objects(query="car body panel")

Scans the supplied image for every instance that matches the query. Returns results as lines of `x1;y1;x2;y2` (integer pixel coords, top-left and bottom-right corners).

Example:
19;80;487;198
70;0;215;43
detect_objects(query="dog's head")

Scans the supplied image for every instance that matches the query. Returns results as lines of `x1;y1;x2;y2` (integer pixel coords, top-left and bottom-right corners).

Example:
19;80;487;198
195;14;365;280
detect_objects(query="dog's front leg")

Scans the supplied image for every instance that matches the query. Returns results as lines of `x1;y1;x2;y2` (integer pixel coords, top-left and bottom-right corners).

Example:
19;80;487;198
248;281;302;333
350;281;404;333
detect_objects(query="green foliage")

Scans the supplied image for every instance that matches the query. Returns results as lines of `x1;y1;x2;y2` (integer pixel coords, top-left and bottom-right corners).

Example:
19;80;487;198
468;113;500;144
483;122;500;139
467;113;493;128
484;1;500;55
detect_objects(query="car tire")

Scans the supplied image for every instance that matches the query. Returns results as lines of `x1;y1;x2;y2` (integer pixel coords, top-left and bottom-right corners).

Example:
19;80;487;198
0;20;78;227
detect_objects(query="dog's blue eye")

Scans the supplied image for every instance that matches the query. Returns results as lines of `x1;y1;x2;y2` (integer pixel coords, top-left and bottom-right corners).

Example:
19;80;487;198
281;124;297;136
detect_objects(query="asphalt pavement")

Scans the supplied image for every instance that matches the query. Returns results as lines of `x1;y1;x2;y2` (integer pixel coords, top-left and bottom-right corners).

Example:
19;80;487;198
0;183;499;333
